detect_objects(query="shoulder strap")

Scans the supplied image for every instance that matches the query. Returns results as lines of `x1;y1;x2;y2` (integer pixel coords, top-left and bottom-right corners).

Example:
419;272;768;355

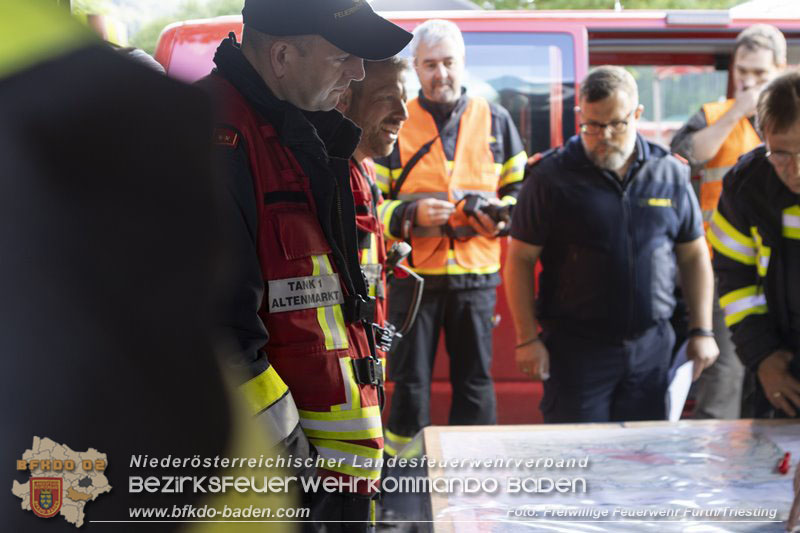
390;134;439;199
391;98;470;199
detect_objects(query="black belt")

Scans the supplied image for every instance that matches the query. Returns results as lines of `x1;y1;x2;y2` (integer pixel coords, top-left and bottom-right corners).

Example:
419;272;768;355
352;356;383;387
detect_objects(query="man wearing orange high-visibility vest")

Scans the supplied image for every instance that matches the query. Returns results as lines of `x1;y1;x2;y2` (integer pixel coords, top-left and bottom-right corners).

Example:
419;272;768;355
374;19;527;456
671;24;786;420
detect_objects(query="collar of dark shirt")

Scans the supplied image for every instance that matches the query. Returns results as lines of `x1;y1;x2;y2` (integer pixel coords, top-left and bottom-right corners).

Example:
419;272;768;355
212;35;360;161
417;87;468;129
563;133;650;183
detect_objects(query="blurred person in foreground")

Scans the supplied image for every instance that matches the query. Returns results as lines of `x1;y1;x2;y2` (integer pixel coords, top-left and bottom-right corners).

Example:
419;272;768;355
1;2;241;531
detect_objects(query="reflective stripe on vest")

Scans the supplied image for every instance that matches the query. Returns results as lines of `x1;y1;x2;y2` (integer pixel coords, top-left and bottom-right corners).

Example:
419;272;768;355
784;205;800;240
396;97;500;274
311;255;349;351
719;285;768;327
200;74;383;488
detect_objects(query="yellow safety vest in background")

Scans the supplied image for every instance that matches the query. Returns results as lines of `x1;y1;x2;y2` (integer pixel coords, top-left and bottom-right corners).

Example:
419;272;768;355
700;99;762;225
395;97;501;275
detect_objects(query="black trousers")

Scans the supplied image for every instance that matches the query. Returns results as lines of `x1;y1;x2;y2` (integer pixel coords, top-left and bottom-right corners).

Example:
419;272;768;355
300;490;375;533
386;280;497;438
541;320;675;423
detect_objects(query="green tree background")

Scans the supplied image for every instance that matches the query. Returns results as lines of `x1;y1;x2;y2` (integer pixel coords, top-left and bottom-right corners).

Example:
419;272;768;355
131;0;244;53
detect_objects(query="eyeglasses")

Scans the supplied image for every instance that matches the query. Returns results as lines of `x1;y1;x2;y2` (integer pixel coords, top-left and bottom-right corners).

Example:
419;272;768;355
579;108;635;136
766;148;800;167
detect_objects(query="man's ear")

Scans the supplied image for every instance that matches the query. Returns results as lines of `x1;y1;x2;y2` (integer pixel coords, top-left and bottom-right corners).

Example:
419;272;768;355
269;41;291;79
634;104;644;119
337;88;353;115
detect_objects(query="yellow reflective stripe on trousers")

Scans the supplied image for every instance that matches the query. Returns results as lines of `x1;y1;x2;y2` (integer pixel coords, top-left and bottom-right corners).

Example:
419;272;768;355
309;439;382;479
498;151;528;188
707;210;756;265
384;429;413;457
298;405;382;440
783;205;800;240
411;249;501;276
311;255;348;350
719;285;768;327
0;3;94;80
377;199;403;239
750;227;771;277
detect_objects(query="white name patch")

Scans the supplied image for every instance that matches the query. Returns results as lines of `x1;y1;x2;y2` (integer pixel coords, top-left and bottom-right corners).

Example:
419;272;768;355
268;274;344;313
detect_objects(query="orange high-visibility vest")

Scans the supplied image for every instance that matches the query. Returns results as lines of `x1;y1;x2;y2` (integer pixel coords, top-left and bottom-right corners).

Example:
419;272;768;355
700;99;762;224
396;97;500;275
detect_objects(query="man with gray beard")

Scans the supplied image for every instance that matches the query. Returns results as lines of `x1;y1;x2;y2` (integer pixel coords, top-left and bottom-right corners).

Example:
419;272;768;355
505;66;719;423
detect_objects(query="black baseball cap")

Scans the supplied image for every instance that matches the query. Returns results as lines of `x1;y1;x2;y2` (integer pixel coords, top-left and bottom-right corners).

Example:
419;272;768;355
242;0;412;61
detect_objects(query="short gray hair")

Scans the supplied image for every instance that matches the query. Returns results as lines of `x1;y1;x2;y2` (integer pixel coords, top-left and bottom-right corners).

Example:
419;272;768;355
579;65;638;104
735;24;787;67
410;19;465;59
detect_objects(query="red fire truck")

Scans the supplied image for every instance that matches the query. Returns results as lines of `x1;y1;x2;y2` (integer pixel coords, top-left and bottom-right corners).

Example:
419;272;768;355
155;7;800;424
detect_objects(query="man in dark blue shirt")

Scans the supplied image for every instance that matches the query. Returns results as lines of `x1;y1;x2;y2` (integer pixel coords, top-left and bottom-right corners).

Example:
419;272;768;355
505;66;719;423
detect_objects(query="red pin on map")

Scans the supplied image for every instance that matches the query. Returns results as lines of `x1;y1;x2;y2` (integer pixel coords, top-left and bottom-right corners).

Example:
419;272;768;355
779;452;792;475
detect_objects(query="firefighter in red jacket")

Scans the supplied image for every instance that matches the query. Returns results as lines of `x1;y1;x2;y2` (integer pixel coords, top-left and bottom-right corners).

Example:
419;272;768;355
198;0;411;530
337;56;410;357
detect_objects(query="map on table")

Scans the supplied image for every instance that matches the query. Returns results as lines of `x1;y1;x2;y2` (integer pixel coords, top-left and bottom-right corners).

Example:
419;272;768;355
424;420;798;532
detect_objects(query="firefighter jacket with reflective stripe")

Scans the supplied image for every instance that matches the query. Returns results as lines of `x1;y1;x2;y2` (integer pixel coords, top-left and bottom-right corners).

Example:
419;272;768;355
350;158;387;334
374;90;527;287
700;100;762;226
199;44;383;491
709;146;800;371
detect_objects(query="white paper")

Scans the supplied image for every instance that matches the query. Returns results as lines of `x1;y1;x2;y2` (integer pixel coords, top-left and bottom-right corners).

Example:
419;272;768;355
666;341;695;422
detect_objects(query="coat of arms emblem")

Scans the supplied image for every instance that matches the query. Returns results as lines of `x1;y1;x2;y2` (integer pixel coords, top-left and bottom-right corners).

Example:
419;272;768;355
31;477;62;518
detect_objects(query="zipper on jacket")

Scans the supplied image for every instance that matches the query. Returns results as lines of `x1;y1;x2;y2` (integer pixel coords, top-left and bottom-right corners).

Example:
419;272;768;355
621;186;635;339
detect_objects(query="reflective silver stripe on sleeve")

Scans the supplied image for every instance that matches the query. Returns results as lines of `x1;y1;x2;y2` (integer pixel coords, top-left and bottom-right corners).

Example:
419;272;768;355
256;392;301;447
709;219;756;258
723;293;767;318
268;274;344;313
784;212;800;229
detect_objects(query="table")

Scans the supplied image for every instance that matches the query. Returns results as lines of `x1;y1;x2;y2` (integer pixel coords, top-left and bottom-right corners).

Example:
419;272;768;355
409;420;800;532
